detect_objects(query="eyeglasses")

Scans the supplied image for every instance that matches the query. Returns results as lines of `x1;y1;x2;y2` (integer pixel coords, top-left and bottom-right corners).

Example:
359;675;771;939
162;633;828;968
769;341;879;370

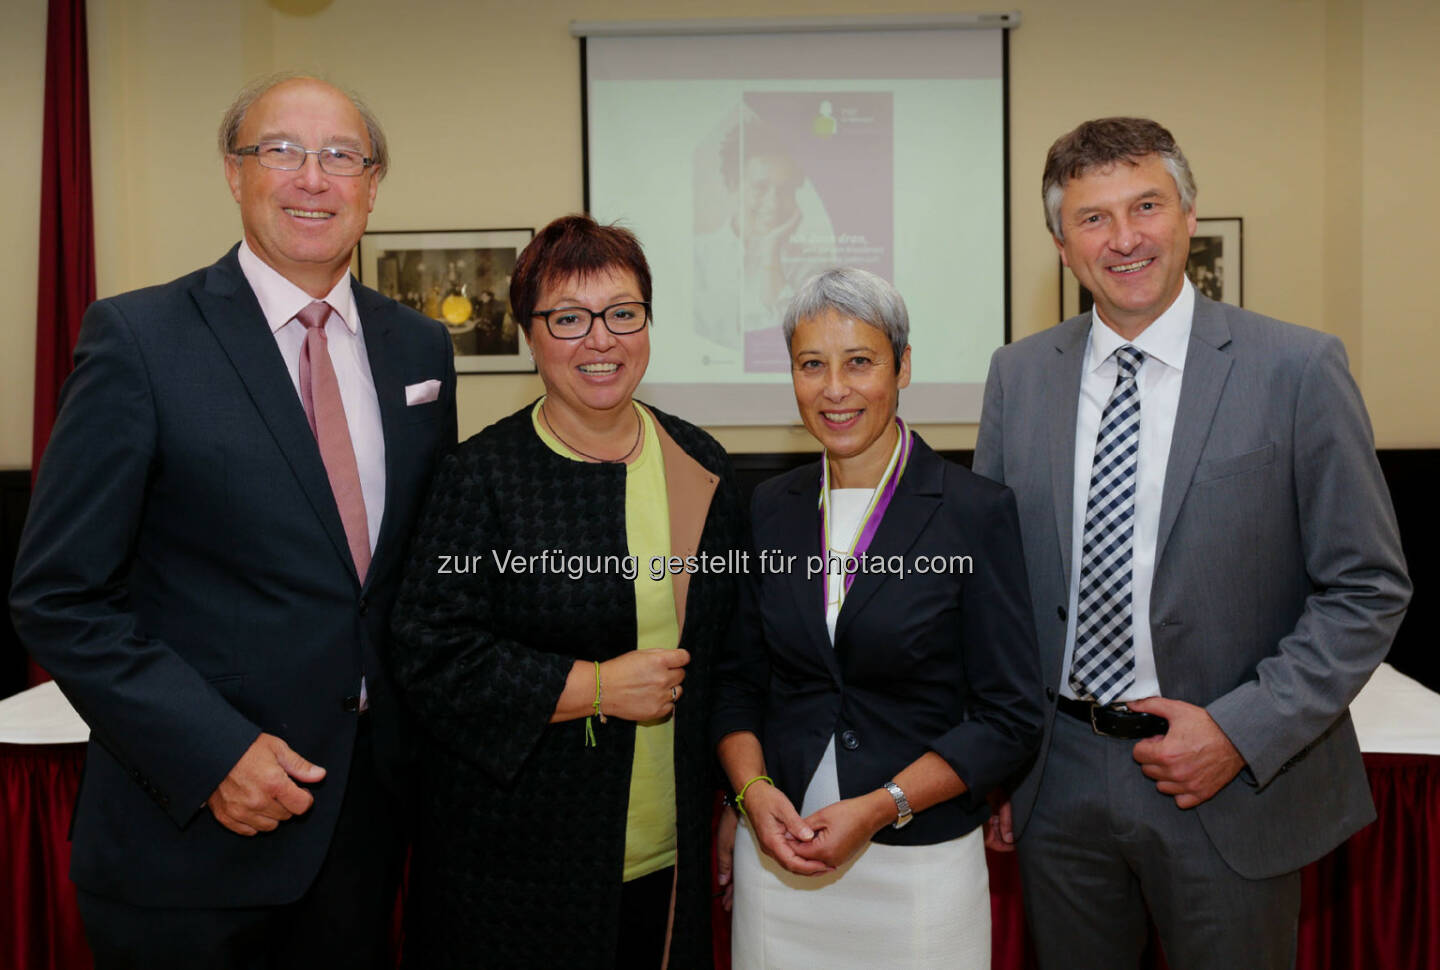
232;140;375;176
531;302;652;340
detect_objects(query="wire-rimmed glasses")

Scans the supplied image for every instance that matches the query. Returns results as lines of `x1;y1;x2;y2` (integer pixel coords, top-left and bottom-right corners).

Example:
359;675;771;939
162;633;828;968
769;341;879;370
232;140;375;176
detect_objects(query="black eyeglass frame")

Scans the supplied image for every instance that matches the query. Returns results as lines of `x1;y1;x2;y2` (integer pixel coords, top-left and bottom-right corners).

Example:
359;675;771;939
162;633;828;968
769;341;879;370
530;301;653;340
231;140;377;176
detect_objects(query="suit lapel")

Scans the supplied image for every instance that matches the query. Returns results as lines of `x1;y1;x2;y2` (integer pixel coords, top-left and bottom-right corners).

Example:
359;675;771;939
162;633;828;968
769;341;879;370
191;249;357;581
648;410;720;634
834;438;943;645
774;465;841;683
354;282;406;590
1048;316;1090;591
1156;296;1234;565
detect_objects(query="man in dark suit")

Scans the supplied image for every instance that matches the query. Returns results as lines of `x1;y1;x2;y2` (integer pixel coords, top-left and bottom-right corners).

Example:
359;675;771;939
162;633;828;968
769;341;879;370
10;74;456;967
973;118;1410;969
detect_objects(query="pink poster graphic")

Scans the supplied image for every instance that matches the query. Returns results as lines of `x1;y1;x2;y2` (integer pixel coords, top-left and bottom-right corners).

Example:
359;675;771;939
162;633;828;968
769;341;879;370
692;91;894;373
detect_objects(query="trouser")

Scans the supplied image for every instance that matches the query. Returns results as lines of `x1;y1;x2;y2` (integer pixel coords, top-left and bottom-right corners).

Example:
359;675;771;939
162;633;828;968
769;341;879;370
79;717;404;970
615;864;675;970
1017;710;1301;970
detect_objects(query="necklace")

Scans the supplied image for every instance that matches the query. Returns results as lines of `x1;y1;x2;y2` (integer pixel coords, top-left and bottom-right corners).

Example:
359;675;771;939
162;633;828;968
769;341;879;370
542;401;643;463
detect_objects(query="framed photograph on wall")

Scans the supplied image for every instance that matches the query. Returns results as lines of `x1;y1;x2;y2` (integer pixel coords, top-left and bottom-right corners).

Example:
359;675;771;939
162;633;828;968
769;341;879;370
358;228;535;373
1060;216;1244;320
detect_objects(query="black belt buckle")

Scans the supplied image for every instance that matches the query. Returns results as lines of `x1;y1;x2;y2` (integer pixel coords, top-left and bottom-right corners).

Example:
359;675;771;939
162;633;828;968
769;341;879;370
1090;702;1168;740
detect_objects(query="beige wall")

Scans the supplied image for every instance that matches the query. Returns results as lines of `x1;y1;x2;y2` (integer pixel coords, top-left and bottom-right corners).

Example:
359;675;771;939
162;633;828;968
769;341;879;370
1357;0;1440;447
1;0;47;470
2;0;1436;469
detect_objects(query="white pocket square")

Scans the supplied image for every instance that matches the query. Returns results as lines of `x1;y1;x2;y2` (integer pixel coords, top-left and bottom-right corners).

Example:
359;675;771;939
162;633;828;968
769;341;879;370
405;379;442;406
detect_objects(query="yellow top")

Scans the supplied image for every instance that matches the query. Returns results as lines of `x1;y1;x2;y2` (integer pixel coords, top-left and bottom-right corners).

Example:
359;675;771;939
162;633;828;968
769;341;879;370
532;399;679;882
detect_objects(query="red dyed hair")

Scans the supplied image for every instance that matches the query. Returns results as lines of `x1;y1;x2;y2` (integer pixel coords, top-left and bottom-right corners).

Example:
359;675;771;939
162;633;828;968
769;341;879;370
509;214;652;334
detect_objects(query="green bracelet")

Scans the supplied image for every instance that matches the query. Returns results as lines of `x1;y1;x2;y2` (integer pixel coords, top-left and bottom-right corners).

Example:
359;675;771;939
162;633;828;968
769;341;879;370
584;660;605;748
735;774;773;816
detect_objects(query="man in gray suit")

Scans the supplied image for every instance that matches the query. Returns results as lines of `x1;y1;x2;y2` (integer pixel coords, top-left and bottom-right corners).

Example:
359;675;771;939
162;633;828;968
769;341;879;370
973;117;1410;969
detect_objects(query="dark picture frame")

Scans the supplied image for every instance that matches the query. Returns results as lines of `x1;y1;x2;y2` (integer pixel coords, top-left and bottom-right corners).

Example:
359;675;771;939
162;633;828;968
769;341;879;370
1061;216;1244;320
359;228;535;373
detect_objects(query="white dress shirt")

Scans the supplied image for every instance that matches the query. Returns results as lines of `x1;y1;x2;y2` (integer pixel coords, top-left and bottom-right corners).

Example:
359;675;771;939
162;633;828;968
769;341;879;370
1060;277;1195;702
237;241;386;554
803;486;873;816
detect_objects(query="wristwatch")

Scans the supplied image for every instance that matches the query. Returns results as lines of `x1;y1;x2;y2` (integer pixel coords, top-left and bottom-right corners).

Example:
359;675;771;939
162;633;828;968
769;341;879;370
882;781;913;829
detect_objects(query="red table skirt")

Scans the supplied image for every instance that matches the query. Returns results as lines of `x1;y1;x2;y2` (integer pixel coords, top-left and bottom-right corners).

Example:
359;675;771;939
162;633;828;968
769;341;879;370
1295;754;1440;970
0;744;90;970
4;747;1435;970
976;753;1440;970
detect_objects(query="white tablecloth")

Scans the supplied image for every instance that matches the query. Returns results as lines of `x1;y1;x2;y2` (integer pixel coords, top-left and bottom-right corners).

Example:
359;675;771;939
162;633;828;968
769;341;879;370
1349;661;1440;755
2;662;1437;753
0;679;88;744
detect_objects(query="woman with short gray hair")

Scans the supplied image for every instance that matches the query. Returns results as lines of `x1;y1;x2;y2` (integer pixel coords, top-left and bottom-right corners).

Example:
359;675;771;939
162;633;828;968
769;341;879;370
781;267;911;367
714;267;1044;968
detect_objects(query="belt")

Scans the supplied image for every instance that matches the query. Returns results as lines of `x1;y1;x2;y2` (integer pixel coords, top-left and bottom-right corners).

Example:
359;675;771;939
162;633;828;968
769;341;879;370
1056;695;1168;739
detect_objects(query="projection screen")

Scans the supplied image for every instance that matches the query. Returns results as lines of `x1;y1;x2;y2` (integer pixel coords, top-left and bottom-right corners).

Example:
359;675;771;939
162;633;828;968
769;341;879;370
578;15;1015;424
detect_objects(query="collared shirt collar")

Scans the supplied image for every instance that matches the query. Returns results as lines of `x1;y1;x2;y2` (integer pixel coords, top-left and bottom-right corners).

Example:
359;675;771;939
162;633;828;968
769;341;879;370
237;240;358;336
1087;275;1194;375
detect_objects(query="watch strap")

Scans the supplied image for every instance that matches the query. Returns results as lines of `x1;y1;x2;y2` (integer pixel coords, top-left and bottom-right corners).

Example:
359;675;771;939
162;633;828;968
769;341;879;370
883;781;913;829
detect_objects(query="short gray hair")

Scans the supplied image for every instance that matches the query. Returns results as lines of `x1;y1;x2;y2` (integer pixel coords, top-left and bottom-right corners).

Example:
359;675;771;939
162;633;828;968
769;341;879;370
783;267;909;371
1041;117;1196;240
217;72;390;179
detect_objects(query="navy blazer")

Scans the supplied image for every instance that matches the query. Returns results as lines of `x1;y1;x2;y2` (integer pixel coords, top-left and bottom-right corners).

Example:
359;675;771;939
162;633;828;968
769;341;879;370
713;434;1044;845
10;246;457;906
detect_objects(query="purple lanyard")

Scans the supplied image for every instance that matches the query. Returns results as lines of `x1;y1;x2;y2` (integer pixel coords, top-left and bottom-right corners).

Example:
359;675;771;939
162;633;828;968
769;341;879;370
818;417;912;606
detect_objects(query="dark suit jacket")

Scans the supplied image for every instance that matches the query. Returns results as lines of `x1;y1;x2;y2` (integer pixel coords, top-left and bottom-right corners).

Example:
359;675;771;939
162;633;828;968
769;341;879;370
9;246;457;907
713;433;1044;845
973;294;1411;878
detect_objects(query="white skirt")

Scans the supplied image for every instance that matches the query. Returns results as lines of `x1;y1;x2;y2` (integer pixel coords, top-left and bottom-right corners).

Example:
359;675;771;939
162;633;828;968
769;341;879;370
730;817;991;970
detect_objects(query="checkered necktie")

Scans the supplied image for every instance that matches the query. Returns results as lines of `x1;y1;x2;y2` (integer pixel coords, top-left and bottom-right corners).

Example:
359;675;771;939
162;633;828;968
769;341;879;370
1070;344;1145;704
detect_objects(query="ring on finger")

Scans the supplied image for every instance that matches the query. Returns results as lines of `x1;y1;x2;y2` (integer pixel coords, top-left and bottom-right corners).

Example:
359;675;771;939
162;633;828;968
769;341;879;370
671;686;679;701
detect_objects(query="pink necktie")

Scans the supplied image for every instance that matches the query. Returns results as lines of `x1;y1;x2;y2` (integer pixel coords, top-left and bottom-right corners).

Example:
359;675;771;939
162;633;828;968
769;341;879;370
296;301;371;582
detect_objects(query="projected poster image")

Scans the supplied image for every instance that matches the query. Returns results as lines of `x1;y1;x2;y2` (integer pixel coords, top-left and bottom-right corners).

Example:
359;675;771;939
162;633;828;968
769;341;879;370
584;26;1007;422
692;92;893;373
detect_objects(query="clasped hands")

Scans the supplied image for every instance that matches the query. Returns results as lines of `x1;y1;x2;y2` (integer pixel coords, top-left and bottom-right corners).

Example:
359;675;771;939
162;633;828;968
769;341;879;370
741;780;894;876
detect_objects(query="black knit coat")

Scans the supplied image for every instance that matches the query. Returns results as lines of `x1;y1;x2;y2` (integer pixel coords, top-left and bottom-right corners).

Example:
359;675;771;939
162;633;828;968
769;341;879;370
389;403;743;969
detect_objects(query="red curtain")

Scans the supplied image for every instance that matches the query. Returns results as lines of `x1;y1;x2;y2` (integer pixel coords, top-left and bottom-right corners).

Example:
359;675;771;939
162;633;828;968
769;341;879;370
1297;753;1440;969
27;0;95;688
982;753;1440;969
0;744;91;970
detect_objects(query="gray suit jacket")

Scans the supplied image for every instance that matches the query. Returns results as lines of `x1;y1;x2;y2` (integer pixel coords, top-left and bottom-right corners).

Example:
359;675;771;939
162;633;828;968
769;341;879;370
972;294;1410;879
